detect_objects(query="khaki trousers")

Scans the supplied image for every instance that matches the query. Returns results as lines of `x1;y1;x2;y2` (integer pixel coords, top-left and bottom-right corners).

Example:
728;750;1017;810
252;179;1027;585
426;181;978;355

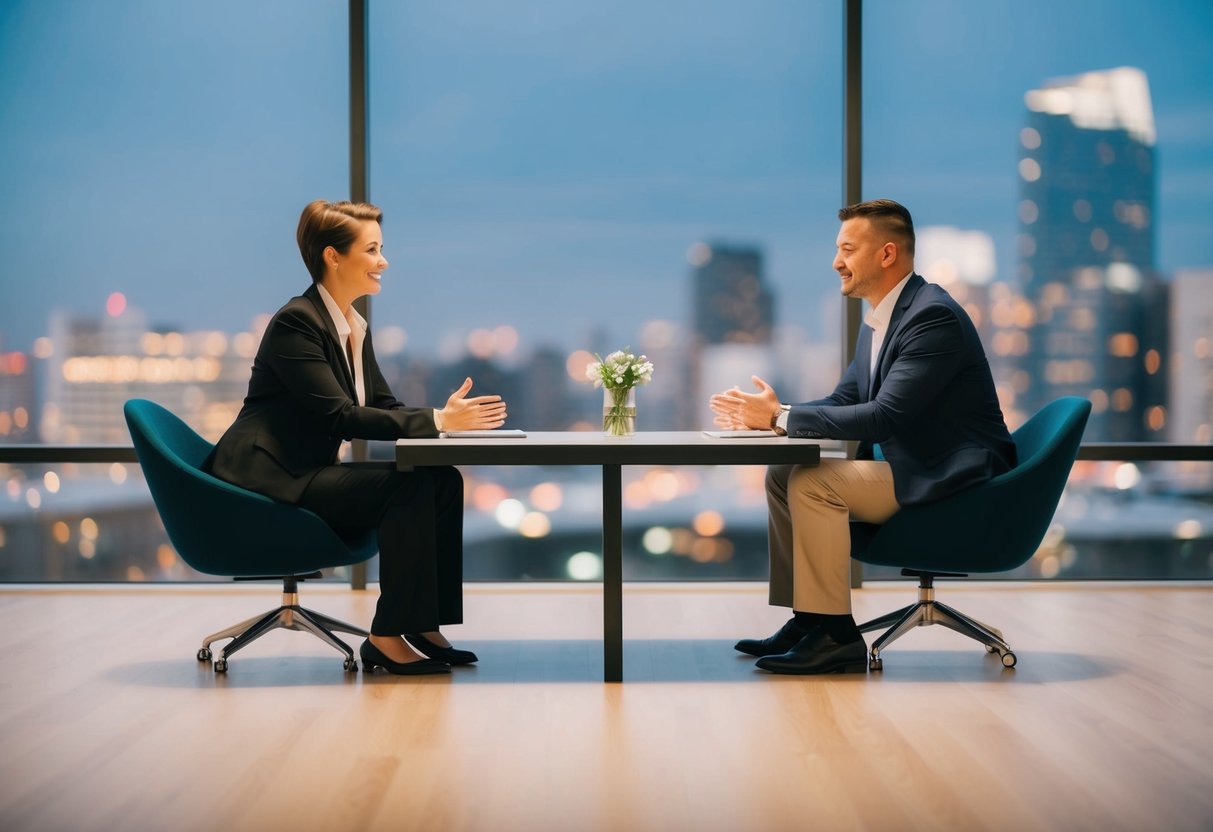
765;460;900;614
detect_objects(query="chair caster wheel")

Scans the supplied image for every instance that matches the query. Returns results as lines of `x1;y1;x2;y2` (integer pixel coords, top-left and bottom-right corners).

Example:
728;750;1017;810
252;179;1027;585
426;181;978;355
869;656;883;672
1001;651;1017;668
214;658;228;673
197;647;212;662
343;658;358;673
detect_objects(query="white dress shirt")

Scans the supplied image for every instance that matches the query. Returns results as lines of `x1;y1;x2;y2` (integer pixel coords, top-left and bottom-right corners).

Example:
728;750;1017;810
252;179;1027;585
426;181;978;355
775;271;913;432
315;283;367;406
865;271;914;376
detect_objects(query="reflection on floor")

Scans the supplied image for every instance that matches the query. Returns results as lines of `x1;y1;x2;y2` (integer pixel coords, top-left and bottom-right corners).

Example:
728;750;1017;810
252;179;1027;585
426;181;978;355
1;581;1211;831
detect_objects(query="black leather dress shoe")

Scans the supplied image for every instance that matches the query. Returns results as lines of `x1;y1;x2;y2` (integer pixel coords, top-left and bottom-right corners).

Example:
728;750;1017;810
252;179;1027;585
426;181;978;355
734;618;806;658
404;632;479;665
360;639;451;675
755;629;868;675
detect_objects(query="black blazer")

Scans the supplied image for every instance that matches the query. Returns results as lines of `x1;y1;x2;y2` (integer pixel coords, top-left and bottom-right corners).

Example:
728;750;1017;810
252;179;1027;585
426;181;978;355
787;274;1016;506
206;284;438;503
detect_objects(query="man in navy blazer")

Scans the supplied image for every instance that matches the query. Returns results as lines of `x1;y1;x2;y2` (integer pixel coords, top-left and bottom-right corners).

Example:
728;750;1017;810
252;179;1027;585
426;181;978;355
710;199;1016;675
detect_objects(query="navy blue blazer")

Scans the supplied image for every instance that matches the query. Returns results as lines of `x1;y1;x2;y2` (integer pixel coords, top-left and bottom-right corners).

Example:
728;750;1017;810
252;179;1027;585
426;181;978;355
787;274;1016;506
206;284;438;504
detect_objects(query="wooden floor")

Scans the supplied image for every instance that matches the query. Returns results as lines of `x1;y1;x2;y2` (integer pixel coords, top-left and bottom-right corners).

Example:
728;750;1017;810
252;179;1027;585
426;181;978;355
1;581;1211;832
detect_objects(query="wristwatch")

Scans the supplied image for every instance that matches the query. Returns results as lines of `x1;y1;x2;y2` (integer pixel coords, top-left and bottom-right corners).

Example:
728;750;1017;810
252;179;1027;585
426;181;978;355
770;404;791;436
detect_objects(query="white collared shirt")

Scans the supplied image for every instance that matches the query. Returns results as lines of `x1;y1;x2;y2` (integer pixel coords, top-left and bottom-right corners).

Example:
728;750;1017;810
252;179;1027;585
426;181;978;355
315;283;367;406
775;271;914;434
864;271;914;375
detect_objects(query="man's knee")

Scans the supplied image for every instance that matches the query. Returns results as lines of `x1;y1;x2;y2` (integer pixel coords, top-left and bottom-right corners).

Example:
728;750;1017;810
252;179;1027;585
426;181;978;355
788;463;825;490
788;462;846;507
765;464;793;495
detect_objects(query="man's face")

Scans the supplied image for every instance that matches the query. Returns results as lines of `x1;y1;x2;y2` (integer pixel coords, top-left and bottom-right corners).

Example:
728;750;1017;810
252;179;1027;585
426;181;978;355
832;217;889;303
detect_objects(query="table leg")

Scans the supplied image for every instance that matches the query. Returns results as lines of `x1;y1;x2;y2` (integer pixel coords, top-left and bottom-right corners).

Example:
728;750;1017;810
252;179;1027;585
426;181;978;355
602;463;623;682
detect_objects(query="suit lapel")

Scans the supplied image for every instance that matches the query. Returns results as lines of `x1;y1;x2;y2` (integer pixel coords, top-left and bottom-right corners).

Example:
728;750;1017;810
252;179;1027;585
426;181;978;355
855;325;873;402
303;284;358;398
869;273;925;398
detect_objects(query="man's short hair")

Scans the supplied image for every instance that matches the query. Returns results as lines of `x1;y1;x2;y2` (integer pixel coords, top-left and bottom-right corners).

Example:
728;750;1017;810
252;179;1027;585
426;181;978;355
838;199;915;256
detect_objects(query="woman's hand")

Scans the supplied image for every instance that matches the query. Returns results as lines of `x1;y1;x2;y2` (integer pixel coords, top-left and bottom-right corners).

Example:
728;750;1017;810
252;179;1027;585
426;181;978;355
438;377;507;432
708;375;781;430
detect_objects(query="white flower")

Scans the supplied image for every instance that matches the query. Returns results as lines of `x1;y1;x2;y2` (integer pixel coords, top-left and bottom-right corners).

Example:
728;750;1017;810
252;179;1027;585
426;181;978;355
585;346;655;391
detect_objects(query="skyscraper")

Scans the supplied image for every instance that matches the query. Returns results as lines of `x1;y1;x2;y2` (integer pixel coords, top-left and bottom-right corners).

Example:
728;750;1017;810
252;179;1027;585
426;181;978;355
43;307;254;444
689;242;774;347
1014;66;1168;441
1170;269;1213;446
688;242;775;428
916;225;997;341
0;349;36;443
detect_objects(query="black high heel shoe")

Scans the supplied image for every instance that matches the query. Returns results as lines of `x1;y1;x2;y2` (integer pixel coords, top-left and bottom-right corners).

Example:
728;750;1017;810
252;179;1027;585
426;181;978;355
404;632;479;665
360;639;450;675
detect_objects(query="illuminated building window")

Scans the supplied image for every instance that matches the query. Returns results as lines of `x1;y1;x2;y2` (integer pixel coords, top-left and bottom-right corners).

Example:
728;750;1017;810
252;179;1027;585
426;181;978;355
1112;388;1134;412
1114;200;1150;229
1042;283;1068;306
1146;406;1166;432
1144;349;1161;374
1108;333;1139;358
1069;307;1096;331
1018;158;1041;181
1045;360;1094;385
1013;300;1036;328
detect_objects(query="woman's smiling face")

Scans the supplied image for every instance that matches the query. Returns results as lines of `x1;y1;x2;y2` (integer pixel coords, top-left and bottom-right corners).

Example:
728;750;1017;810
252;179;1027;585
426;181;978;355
328;219;388;300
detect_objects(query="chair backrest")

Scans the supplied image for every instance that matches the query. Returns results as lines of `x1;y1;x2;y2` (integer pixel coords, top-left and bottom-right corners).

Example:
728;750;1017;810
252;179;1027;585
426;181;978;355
124;399;375;576
853;396;1092;573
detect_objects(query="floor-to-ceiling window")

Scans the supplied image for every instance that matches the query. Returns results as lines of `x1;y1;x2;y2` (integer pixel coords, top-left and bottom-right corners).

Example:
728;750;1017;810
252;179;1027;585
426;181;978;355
367;1;842;580
0;0;347;579
1;1;1209;583
864;0;1213;577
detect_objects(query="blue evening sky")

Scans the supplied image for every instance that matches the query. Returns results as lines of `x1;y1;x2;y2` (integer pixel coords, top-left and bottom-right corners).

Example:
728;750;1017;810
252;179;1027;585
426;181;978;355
1;0;1210;354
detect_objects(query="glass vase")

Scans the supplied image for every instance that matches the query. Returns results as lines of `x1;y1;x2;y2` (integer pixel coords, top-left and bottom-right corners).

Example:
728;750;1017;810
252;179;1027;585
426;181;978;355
603;387;636;437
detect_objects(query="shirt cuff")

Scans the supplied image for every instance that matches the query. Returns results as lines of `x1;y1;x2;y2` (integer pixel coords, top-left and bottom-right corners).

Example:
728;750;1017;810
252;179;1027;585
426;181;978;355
776;407;790;431
433;408;443;431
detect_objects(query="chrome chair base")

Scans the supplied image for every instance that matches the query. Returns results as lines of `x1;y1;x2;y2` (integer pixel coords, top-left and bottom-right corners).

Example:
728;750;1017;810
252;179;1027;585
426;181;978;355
858;570;1017;671
196;574;369;673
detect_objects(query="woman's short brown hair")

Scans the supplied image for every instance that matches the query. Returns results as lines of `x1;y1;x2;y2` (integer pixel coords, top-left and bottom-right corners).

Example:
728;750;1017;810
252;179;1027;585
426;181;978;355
296;199;383;283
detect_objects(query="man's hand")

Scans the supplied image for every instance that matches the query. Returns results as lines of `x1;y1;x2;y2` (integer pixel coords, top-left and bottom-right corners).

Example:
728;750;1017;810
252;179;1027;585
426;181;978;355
708;375;781;430
438;377;508;432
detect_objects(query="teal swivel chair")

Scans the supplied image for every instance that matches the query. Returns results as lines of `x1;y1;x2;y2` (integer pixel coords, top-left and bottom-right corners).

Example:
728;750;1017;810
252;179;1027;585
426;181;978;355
124;399;376;673
852;396;1092;671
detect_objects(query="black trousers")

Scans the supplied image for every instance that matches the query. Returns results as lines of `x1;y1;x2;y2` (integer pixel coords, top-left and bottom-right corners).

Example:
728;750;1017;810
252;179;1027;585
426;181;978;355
298;465;464;635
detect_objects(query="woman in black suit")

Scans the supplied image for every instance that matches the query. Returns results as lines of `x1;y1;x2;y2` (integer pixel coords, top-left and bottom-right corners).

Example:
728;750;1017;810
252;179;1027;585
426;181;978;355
208;199;507;675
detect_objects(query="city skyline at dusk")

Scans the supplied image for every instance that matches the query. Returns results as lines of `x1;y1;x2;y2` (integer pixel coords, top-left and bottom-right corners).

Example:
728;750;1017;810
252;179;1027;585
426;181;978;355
2;1;1211;357
1;1;1210;585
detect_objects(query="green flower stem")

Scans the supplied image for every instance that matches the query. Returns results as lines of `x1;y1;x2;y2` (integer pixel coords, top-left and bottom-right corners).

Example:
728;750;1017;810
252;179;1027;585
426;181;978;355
603;386;636;437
